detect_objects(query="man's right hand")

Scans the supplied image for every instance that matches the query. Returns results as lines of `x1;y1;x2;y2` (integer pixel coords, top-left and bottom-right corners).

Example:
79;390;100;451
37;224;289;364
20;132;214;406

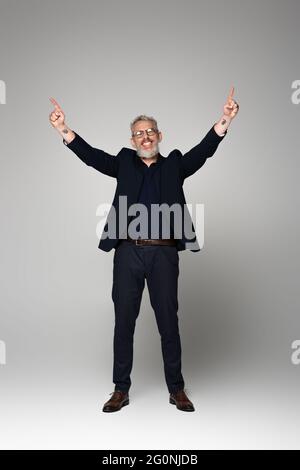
49;97;75;144
49;97;66;129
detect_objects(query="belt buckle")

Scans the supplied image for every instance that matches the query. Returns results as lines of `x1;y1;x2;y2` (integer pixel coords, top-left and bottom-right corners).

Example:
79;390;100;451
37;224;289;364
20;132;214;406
135;238;142;245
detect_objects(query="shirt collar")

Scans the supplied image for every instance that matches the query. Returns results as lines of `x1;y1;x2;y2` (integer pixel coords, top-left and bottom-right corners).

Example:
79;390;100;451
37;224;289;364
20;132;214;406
135;153;163;168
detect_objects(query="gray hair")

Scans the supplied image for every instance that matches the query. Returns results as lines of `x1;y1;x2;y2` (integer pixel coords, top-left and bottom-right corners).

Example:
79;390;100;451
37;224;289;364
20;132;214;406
130;114;159;135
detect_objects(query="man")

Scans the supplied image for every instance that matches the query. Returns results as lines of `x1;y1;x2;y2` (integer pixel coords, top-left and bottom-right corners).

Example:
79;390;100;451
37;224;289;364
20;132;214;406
49;89;239;412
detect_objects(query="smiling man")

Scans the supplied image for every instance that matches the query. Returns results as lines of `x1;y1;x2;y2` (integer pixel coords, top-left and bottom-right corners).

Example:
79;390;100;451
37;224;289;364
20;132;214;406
49;88;239;412
132;119;162;161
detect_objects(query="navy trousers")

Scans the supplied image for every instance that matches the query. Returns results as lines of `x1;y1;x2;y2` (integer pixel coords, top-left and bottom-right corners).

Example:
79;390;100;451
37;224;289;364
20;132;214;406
111;240;185;394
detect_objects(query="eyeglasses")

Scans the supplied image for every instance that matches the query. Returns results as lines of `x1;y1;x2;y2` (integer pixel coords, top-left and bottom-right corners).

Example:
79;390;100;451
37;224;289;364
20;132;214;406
132;128;158;139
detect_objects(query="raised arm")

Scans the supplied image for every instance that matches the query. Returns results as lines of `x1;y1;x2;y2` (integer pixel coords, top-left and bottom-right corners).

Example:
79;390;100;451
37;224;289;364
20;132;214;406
49;97;119;178
180;86;239;179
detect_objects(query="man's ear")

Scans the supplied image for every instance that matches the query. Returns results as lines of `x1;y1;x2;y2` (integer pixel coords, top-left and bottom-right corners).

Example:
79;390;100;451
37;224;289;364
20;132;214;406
130;137;137;149
158;131;163;142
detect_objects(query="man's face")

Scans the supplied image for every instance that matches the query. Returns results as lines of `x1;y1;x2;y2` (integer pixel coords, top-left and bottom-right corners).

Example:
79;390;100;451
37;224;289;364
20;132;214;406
130;120;162;158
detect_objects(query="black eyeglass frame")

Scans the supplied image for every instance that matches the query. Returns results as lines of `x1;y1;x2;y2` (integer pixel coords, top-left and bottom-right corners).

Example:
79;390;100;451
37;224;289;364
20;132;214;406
131;128;159;138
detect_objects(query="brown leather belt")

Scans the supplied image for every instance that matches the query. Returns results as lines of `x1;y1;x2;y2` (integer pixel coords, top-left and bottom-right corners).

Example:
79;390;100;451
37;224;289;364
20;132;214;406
126;236;177;246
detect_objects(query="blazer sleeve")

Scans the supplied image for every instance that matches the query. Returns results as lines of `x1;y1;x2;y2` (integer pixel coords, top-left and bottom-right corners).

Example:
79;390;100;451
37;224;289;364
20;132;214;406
179;125;227;179
63;131;120;178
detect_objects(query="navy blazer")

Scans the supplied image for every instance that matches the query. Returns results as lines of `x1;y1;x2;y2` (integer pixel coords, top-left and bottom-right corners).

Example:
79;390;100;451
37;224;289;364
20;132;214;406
64;125;227;252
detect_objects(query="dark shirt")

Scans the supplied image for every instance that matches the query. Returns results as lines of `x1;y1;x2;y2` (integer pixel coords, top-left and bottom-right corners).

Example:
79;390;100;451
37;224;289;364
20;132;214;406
127;154;173;239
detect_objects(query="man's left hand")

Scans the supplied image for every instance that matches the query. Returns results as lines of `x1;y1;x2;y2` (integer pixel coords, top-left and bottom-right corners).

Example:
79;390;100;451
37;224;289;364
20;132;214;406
223;86;239;119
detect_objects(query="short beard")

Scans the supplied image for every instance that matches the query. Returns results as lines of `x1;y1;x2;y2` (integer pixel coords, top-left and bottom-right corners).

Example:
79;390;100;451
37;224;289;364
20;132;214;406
136;142;160;159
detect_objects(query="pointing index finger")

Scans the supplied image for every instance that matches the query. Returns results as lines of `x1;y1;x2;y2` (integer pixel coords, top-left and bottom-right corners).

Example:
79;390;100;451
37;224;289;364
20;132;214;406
49;97;62;110
227;86;235;102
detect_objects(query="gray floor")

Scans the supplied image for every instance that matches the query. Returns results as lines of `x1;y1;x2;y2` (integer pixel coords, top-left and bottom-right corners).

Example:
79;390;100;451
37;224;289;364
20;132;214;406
1;364;299;450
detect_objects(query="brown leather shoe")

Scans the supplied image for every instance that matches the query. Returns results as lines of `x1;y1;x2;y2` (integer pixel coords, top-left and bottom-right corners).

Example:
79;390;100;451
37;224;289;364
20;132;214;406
102;390;129;412
169;389;195;411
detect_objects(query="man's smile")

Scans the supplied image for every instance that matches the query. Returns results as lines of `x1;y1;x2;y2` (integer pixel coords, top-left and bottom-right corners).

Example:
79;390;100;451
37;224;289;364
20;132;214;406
142;141;152;148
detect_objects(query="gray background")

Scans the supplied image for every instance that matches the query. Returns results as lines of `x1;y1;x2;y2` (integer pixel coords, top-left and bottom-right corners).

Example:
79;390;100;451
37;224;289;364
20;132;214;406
0;0;300;449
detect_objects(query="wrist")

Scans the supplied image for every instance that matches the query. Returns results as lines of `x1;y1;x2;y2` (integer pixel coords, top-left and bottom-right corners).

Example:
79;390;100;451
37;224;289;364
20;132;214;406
220;114;232;124
214;114;231;137
56;123;68;133
57;125;75;144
